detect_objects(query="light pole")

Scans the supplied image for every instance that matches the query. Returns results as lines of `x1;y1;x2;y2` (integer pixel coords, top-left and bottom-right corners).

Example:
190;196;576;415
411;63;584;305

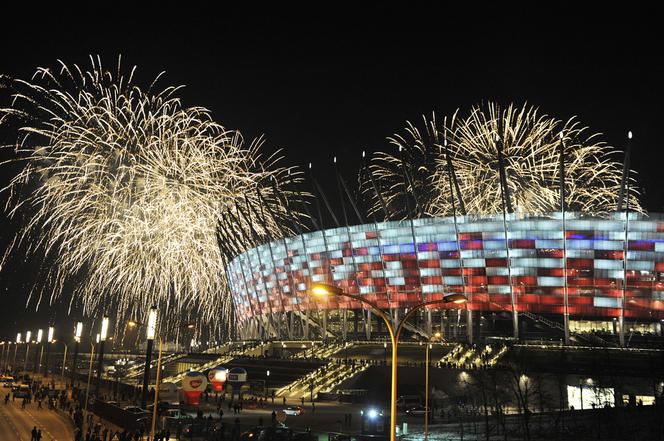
54;340;68;387
424;331;442;441
310;283;467;441
43;327;54;377
23;331;32;374
71;322;83;387
266;370;270;398
34;329;43;373
13;333;21;374
0;342;4;371
95;316;109;397
141;306;158;409
0;342;7;372
83;342;95;434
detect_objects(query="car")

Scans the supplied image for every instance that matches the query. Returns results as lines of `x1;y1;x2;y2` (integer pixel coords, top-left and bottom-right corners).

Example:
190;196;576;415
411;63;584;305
162;409;191;420
283;406;304;416
183;421;223;438
397;395;421;410
123;406;148;414
405;405;431;417
2;381;14;388
241;426;293;441
13;385;31;399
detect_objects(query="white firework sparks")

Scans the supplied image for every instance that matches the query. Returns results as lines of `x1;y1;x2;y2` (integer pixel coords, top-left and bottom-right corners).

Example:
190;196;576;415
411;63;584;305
365;102;640;219
0;57;304;337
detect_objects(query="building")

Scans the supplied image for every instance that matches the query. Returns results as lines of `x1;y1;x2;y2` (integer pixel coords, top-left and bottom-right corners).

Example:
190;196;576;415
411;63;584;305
227;212;664;345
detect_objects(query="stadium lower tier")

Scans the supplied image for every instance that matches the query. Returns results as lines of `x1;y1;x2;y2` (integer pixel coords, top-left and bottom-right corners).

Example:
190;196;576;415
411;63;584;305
227;212;664;339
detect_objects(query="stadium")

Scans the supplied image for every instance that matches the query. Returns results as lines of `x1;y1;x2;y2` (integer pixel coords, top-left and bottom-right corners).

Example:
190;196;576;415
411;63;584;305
227;211;664;346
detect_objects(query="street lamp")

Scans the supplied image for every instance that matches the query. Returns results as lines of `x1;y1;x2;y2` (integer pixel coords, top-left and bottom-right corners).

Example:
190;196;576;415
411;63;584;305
425;331;442;441
23;330;32;373
95;316;109;397
12;333;21;373
310;282;467;441
266;369;270;398
0;342;7;372
71;322;83;387
43;326;54;377
141;306;158;409
35;329;44;373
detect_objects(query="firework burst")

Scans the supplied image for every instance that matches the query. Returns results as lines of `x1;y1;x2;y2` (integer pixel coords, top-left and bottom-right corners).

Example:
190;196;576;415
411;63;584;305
365;102;640;219
0;57;304;337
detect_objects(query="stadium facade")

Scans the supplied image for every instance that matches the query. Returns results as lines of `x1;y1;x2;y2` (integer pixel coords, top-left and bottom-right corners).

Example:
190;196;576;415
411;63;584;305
227;212;664;345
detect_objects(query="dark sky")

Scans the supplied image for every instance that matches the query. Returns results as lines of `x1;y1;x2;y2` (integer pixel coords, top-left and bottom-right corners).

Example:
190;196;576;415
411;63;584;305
0;4;662;339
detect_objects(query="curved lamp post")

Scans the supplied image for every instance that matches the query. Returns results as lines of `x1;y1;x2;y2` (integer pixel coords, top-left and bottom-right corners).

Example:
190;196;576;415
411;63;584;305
310;282;467;441
424;331;442;441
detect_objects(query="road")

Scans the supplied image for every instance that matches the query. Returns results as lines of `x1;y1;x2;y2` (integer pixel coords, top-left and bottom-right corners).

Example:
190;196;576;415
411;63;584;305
0;386;75;441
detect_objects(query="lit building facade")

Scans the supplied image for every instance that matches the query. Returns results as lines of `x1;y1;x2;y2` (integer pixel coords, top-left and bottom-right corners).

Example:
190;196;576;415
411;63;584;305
227;212;664;342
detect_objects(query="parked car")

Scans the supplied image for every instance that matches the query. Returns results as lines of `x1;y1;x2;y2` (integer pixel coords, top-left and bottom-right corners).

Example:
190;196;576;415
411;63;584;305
124;406;149;414
183;421;223;438
405;405;431;417
397;395;421;410
241;426;293;441
283;406;304;416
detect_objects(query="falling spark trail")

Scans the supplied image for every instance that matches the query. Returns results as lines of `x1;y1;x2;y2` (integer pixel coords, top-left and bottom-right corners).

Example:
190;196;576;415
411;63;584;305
365;102;640;219
0;58;305;337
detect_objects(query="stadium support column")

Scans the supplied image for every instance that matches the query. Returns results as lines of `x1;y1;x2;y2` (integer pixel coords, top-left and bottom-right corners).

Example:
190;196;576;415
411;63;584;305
365;310;372;340
426;310;432;335
496;135;518;340
618;131;633;348
322;310;328;337
559;133;570;345
304;310;310;340
342;310;348;340
289;313;295;340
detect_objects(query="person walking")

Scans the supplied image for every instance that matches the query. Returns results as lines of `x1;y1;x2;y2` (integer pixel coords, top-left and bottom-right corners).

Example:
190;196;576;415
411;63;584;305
31;426;38;441
36;429;42;441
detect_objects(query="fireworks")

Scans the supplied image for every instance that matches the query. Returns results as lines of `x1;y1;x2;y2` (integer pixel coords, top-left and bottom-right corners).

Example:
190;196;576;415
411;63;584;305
0;57;304;337
364;102;640;219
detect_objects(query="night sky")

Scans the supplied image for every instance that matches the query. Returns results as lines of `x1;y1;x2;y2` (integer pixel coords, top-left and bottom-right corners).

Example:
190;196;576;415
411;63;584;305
0;4;662;339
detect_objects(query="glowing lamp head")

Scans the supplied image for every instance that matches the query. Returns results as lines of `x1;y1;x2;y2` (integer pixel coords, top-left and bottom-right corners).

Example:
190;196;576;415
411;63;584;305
75;322;83;342
26;331;31;343
310;283;342;298
444;293;468;304
37;329;43;343
47;327;54;343
146;307;158;340
367;408;379;419
16;333;21;343
100;316;109;341
434;332;442;338
628;131;633;139
96;333;100;344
